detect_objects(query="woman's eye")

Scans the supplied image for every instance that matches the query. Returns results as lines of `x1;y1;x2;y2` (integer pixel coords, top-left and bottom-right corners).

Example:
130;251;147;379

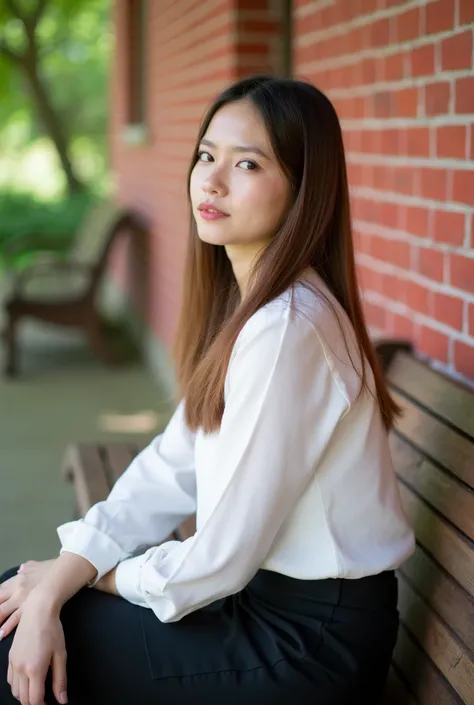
197;150;213;162
238;160;258;171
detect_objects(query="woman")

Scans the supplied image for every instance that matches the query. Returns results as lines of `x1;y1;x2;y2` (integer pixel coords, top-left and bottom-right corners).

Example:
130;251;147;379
0;75;415;705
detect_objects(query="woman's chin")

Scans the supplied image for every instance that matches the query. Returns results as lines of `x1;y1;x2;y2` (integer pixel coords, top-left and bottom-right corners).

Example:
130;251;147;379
196;226;233;246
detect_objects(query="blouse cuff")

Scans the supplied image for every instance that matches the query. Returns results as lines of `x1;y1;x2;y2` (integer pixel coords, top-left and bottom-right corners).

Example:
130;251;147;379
115;554;149;606
57;520;128;585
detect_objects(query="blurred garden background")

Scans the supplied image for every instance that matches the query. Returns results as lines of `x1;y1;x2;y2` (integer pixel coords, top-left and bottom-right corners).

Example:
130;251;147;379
0;0;172;568
0;0;111;270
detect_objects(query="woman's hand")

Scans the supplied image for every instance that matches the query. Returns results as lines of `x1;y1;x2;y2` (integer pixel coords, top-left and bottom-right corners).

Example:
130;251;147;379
0;560;56;641
93;566;119;596
7;595;68;705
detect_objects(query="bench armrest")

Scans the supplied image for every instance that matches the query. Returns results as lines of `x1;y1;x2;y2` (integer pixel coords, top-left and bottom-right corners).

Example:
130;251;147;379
12;260;94;295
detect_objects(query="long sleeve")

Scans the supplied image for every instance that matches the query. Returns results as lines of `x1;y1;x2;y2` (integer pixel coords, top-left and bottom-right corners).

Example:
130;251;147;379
57;400;197;582
114;309;350;622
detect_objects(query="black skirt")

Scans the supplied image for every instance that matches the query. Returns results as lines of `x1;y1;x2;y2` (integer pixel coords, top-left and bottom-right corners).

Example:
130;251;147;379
0;565;398;705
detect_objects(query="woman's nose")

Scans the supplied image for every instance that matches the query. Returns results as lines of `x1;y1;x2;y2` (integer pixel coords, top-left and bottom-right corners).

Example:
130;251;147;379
202;171;227;196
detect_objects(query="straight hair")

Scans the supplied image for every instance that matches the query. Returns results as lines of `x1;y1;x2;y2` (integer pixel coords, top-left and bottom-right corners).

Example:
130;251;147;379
173;75;401;434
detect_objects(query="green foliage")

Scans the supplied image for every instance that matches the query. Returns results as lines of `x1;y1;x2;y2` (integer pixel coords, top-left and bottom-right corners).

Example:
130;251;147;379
0;0;112;192
0;189;99;269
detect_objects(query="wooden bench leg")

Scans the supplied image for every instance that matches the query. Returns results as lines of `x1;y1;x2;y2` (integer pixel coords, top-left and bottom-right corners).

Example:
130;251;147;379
3;310;19;377
83;317;120;366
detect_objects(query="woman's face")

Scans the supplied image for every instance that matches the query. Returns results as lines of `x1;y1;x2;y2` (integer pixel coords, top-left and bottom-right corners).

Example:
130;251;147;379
190;100;291;251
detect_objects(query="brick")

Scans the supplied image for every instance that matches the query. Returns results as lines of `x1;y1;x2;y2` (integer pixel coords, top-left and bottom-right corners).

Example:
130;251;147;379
379;202;401;229
364;301;388;330
370;235;411;267
392;7;421;43
392;312;415;339
425;0;455;35
360;58;377;84
406;127;430;157
441;31;473;71
432;210;466;246
404;280;432;315
382;52;406;81
432;292;464;330
381;272;406;298
410;43;435;78
418;247;445;281
459;0;474;25
390;165;416;195
418;325;449;363
453;340;474;379
406;206;429;238
380;128;402;155
436;125;467;159
450;253;474;293
419;168;448;201
394;87;419;118
452;170;474;206
455;77;474;114
363;18;390;49
372;91;391;118
424;82;451;116
357;264;383;292
360;0;379;13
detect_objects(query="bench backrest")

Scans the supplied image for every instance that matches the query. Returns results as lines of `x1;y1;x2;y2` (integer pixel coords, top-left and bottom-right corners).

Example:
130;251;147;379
69;201;127;266
377;342;474;705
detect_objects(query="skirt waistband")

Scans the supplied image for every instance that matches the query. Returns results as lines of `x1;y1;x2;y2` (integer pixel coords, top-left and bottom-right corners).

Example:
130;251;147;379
246;569;397;611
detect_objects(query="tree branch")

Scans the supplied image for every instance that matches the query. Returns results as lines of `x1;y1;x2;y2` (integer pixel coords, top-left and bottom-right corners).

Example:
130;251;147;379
4;0;48;34
31;0;48;28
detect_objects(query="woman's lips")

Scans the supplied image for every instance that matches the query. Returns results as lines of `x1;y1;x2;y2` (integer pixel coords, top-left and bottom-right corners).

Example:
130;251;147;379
198;207;229;221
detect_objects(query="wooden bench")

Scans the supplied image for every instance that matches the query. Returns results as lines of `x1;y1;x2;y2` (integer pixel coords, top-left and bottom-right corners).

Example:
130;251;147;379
61;340;474;704
377;341;474;705
61;441;196;541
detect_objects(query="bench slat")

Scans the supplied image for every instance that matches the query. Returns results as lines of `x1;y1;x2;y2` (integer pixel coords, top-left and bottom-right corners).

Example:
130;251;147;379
61;444;111;516
103;444;137;484
393;624;461;705
391;392;474;491
398;482;474;597
387;352;474;439
398;574;474;704
400;545;474;654
390;435;474;542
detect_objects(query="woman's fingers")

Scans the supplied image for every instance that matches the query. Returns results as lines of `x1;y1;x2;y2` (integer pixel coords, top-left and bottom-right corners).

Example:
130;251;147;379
29;668;46;705
0;608;21;640
51;649;68;704
0;598;16;632
18;673;30;705
0;578;14;604
10;671;19;700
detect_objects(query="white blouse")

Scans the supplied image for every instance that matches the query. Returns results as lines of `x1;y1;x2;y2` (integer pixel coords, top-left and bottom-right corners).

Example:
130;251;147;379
57;269;415;623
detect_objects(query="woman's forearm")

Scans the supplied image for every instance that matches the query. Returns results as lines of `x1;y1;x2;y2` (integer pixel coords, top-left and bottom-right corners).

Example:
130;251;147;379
30;552;98;613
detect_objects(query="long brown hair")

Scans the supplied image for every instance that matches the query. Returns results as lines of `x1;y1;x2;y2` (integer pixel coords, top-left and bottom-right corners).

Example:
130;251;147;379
173;75;400;433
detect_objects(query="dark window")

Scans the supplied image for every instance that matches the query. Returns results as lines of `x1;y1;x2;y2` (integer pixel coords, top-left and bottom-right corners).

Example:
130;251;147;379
127;0;146;125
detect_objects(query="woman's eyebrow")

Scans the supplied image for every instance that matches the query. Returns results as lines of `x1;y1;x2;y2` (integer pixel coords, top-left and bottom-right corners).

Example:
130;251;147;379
200;138;269;159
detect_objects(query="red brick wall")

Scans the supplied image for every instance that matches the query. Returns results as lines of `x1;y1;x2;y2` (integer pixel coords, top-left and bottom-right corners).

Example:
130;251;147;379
110;0;283;350
295;0;474;384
